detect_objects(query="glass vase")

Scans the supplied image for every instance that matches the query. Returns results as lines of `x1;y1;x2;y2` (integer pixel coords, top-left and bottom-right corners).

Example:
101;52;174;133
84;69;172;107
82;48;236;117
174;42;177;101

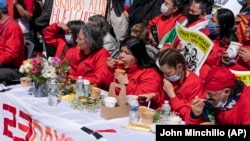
33;81;49;97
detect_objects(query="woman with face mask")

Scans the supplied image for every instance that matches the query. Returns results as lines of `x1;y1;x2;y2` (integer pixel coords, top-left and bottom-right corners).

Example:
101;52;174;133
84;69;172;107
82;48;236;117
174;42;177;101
200;8;249;79
148;0;190;48
157;48;206;124
191;66;250;125
44;20;85;74
103;36;163;109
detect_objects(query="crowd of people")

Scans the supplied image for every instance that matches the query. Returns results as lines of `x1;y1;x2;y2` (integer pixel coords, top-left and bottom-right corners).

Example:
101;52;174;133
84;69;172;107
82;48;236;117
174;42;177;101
1;0;250;125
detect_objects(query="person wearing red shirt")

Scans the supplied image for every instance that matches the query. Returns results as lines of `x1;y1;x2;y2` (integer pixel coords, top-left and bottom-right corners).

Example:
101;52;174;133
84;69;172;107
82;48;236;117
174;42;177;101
200;8;239;80
70;23;111;88
103;36;163;109
191;66;250;125
0;0;25;83
171;0;213;49
44;20;85;74
156;48;206;124
148;0;189;48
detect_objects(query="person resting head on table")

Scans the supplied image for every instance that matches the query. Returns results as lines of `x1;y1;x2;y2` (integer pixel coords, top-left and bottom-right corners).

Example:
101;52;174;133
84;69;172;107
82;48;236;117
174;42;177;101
190;66;250;125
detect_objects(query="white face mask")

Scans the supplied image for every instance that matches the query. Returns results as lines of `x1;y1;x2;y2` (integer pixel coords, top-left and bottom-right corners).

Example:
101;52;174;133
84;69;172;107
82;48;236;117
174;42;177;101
65;34;73;45
160;4;169;15
165;71;181;82
215;92;227;108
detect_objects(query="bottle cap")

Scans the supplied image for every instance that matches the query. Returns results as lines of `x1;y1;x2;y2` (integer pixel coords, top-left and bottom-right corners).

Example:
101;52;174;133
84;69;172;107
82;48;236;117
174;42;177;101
83;79;90;85
164;100;169;104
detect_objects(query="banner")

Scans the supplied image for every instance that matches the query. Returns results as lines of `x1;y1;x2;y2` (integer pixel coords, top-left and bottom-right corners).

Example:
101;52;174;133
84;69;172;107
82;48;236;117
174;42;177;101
0;93;100;141
175;22;214;75
230;70;250;86
213;0;242;16
50;0;107;24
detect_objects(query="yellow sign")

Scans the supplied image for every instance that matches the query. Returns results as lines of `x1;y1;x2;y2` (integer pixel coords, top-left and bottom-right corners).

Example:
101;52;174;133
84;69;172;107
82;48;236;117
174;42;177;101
176;23;212;54
230;70;250;86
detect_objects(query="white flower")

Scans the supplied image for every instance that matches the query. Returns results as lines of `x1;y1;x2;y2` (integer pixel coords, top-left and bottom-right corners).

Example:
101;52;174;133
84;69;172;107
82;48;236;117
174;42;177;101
42;65;56;79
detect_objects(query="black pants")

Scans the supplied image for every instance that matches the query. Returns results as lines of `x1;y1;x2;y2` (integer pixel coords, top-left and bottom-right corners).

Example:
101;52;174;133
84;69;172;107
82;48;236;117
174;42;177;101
0;68;23;85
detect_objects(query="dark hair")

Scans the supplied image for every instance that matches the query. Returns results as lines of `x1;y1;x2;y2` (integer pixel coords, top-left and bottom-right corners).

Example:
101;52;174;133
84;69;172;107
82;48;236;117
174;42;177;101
80;23;104;52
216;8;238;44
192;0;214;15
67;20;85;46
88;14;110;35
173;0;191;14
157;48;187;80
120;36;156;69
230;80;244;97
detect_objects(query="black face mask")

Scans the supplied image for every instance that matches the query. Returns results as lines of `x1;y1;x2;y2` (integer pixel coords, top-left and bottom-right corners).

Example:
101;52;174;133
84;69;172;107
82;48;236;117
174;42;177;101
187;14;200;23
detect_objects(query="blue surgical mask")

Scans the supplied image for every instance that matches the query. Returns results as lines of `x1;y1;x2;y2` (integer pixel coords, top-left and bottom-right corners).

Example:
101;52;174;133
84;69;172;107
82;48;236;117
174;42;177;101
160;4;169;15
65;34;73;45
166;73;181;82
238;0;246;5
207;22;219;35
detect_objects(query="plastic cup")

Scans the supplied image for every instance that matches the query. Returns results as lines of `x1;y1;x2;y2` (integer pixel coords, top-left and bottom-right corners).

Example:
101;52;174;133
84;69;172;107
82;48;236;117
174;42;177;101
141;111;156;125
226;41;242;59
20;77;32;87
104;96;117;108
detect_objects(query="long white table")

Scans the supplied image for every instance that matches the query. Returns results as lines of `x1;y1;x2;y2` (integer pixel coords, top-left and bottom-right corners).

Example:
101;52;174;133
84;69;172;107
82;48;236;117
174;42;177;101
0;84;155;141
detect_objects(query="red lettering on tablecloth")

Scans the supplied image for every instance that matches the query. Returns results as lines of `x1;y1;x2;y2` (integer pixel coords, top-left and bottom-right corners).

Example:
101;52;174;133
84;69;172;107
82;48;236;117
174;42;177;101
19;111;32;140
2;103;73;141
3;103;16;138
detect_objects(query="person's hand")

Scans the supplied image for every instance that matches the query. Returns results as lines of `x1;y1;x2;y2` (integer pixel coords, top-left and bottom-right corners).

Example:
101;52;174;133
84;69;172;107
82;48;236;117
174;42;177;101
138;93;156;102
221;51;231;65
106;57;116;68
190;96;205;116
235;15;242;23
57;22;69;31
238;47;250;62
114;72;129;85
163;79;175;99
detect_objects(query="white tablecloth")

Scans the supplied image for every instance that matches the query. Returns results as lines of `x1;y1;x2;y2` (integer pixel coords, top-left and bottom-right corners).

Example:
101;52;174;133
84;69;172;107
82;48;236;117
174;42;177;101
3;84;155;141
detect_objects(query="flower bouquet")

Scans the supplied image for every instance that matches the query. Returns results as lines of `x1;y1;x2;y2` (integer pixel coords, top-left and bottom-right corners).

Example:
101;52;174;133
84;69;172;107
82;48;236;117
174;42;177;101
19;55;71;97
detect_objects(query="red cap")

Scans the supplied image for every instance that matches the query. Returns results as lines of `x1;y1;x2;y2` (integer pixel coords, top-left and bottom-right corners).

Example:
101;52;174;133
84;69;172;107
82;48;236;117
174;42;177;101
204;67;237;91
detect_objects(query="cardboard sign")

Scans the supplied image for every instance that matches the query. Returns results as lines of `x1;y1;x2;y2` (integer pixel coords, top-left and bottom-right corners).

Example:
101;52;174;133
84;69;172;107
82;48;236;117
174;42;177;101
176;22;214;75
50;0;107;24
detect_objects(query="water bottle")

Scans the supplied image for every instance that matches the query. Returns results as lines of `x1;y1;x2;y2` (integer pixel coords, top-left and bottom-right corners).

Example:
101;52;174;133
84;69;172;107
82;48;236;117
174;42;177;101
83;79;90;97
129;99;139;123
76;76;84;100
48;79;58;106
161;100;171;123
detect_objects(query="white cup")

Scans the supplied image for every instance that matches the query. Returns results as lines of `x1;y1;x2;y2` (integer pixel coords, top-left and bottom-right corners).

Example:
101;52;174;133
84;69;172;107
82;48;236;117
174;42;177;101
126;95;138;105
104;96;117;108
226;41;242;59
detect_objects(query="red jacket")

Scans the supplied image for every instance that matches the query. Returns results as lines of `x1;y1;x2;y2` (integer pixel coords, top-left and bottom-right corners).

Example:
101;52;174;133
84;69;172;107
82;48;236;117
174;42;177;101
7;0;34;19
148;13;186;41
0;17;24;68
199;39;250;80
71;48;110;88
103;64;163;109
44;23;83;73
215;85;250;125
162;71;206;124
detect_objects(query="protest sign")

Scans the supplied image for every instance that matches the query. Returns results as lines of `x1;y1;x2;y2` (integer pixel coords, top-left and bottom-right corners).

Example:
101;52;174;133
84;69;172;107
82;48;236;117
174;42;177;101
50;0;107;24
230;70;250;86
176;22;214;75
